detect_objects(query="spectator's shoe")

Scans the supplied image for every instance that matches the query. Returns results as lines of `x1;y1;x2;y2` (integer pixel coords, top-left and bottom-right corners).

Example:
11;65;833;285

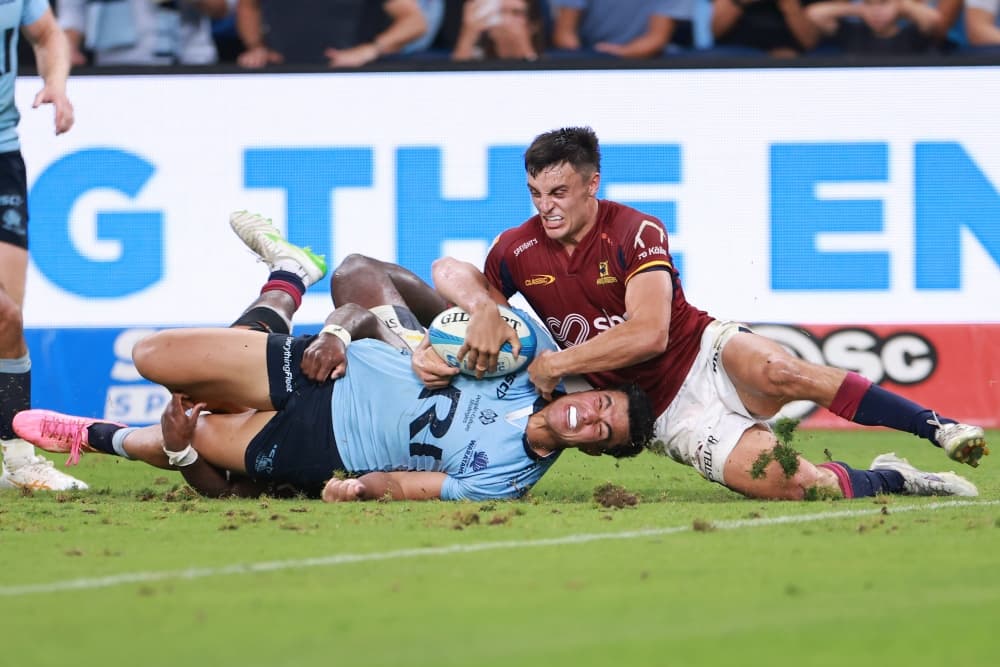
229;210;328;287
13;410;123;466
0;439;89;491
871;453;978;497
930;418;989;468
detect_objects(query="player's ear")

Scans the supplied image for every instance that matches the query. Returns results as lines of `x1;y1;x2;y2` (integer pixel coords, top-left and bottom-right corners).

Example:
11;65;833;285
587;171;600;197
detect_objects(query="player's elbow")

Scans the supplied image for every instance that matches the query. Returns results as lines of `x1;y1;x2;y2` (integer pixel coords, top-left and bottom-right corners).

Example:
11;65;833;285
634;322;669;359
431;256;466;289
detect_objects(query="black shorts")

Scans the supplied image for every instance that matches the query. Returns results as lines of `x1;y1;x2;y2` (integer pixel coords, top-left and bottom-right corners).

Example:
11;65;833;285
0;151;28;249
243;334;344;498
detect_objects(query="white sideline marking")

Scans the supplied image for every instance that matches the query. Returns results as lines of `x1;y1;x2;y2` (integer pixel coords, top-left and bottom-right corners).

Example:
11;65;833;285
2;499;995;597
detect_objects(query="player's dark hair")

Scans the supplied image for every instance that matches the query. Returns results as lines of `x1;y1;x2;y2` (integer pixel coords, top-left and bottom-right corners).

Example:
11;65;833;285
605;383;654;459
524;126;601;178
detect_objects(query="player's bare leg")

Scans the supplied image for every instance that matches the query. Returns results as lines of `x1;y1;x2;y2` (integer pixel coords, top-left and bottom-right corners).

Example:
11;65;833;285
332;254;447;349
0;243;87;490
721;330;989;467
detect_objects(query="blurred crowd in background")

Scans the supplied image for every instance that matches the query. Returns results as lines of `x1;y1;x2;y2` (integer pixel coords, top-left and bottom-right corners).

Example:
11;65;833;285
21;0;1000;71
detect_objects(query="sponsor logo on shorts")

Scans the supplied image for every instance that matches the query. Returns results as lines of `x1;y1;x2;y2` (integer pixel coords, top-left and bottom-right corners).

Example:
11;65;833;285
702;435;718;480
478;408;498;425
513;239;538;256
1;209;24;236
596;261;618;285
255;443;278;476
281;336;294;393
0;194;24;206
524;274;555;287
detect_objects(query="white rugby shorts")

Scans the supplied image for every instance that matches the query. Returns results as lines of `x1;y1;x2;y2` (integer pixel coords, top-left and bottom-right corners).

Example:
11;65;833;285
652;320;766;485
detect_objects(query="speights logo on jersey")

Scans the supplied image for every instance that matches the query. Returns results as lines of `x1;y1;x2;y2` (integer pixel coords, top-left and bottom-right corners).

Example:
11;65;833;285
596;261;618;285
524;274;555;287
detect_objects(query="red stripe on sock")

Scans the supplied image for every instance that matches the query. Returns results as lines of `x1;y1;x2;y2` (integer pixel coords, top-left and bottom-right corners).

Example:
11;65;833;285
828;371;872;420
817;462;853;499
261;280;302;309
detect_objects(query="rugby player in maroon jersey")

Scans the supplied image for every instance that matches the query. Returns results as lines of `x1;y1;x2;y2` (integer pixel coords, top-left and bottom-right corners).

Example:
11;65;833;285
413;126;987;501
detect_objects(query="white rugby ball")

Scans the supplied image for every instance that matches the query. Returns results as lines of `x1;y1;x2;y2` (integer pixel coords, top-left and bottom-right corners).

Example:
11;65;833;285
427;305;537;378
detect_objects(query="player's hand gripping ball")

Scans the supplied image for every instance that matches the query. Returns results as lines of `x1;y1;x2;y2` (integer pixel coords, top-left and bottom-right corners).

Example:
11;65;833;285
427;305;536;378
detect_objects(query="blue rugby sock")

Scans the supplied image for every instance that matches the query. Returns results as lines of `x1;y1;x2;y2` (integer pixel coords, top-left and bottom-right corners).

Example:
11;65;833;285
854;384;954;445
820;462;905;498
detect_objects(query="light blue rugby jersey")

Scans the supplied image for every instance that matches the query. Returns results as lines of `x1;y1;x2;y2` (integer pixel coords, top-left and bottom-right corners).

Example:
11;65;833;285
332;308;561;501
0;0;49;152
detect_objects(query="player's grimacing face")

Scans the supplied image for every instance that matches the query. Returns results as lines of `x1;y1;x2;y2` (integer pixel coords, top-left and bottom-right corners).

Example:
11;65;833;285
527;162;599;246
545;390;630;455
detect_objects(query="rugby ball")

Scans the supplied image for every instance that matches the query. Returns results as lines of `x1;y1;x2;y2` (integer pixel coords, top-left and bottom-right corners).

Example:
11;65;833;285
427;305;537;378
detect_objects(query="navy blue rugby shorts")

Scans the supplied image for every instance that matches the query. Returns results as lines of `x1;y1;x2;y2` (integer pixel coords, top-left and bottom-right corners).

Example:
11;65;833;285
0;151;29;249
243;334;345;498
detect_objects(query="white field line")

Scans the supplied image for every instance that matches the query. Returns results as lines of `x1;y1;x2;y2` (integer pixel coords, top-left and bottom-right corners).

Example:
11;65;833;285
2;499;996;597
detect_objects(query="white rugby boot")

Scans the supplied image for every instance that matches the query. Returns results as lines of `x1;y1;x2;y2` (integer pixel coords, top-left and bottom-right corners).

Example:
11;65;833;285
229;210;328;287
930;418;989;468
0;439;89;491
870;452;978;497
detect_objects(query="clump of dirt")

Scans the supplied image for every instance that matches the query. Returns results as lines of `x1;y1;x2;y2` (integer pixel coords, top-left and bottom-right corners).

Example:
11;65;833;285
593;482;639;508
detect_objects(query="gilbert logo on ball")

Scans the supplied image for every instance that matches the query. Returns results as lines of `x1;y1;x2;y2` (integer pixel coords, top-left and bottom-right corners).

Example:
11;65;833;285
427;305;537;378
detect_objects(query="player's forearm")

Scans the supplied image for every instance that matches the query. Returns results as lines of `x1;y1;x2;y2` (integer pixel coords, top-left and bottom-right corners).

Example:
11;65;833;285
323;303;386;342
545;318;667;377
32;24;71;88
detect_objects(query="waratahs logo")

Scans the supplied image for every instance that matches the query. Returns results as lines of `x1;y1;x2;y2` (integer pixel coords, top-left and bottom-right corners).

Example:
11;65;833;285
471;451;489;471
478;409;498;425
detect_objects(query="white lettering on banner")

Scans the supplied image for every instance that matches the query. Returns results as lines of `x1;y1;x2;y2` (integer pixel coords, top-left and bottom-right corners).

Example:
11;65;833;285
105;385;171;423
14;68;1000;328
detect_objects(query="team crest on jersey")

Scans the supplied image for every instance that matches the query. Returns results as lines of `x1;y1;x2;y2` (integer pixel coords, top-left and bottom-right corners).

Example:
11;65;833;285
524;274;555;287
596;261;618;285
478;409;498;425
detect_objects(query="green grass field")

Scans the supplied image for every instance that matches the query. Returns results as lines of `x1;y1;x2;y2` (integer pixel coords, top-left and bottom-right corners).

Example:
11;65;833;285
3;429;998;667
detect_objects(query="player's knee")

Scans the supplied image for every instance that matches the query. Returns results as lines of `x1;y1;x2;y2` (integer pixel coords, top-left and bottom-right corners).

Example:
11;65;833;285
0;295;24;343
760;353;807;394
131;331;174;381
334;254;381;280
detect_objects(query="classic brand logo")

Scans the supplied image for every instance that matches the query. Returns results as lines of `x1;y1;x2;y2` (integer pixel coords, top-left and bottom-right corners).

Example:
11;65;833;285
596;260;618;285
524;274;555;287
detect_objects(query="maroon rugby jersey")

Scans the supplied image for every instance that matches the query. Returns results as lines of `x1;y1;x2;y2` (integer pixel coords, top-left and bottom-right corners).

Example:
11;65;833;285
484;200;713;413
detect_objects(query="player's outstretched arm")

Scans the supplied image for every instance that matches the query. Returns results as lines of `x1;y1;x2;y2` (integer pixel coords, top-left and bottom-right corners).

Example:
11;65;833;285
321;471;446;502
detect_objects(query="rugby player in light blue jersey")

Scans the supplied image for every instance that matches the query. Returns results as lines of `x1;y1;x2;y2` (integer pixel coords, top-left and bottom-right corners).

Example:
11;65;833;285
0;0;86;491
14;213;655;501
